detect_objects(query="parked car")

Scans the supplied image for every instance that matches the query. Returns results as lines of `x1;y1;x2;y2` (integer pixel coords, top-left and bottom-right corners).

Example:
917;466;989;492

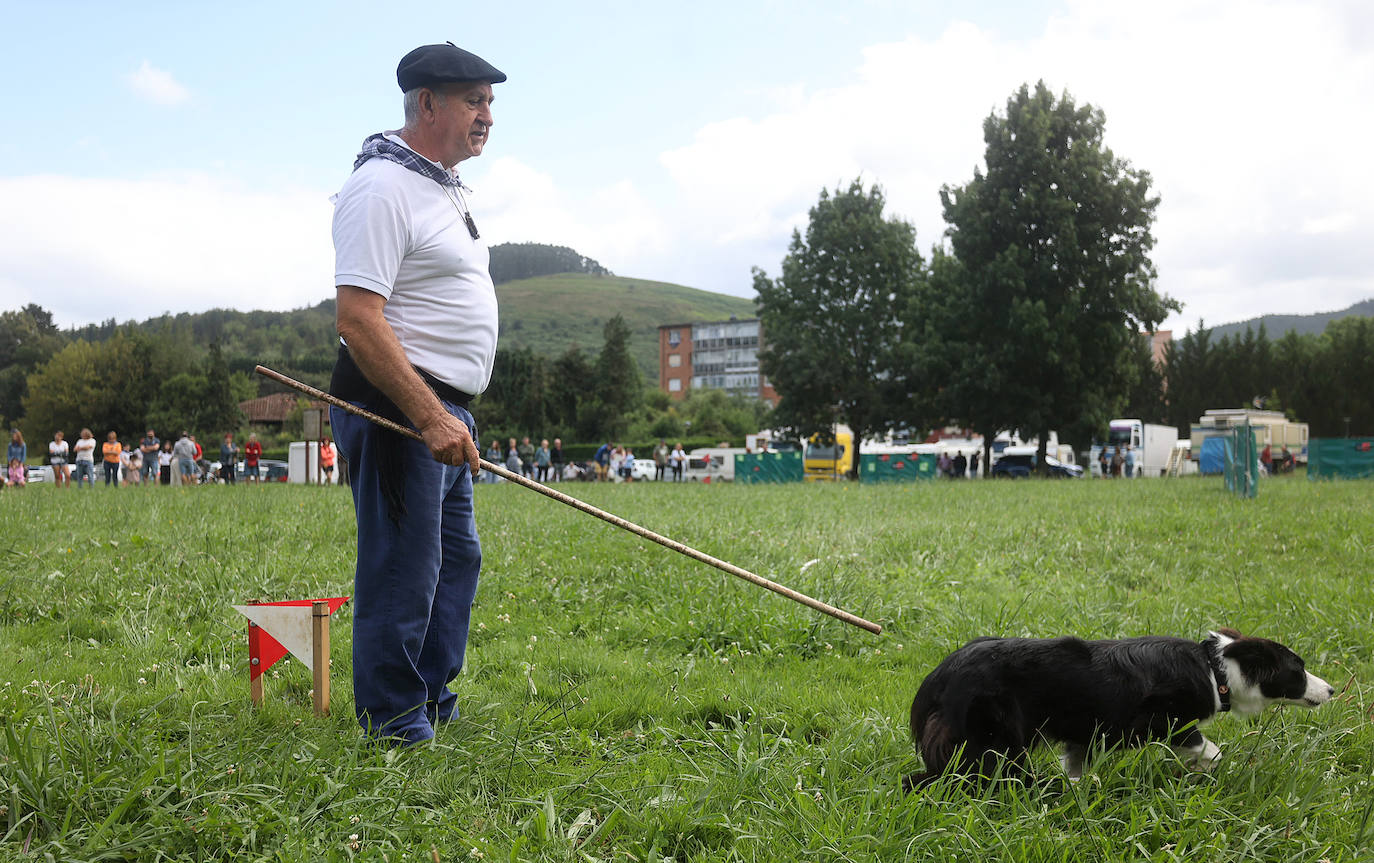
629;458;657;481
26;465;54;484
259;459;289;482
991;453;1084;479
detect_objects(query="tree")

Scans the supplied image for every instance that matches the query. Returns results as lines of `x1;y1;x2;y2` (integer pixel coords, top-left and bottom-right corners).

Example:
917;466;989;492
0;304;64;429
937;82;1177;470
593;314;642;439
754;179;924;477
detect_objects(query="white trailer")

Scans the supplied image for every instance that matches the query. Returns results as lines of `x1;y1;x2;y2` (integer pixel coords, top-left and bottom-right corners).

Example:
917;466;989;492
1190;409;1309;464
1090;419;1179;478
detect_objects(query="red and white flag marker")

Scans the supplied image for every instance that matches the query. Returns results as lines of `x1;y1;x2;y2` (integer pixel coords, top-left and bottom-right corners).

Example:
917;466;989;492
233;597;349;715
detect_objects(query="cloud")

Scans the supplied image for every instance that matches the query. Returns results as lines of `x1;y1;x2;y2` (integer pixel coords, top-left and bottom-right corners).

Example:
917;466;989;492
126;60;191;106
0;174;333;327
647;0;1374;333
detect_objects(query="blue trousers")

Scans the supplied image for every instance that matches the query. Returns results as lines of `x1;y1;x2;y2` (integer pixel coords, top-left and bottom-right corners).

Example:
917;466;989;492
331;401;481;744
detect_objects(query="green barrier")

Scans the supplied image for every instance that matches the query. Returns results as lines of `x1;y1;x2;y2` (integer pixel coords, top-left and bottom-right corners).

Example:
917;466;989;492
859;451;937;482
1223;424;1260;498
734;451;803;483
1307;438;1374;480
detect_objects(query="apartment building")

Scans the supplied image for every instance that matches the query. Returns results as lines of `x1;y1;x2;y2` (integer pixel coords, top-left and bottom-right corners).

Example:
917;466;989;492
658;317;778;406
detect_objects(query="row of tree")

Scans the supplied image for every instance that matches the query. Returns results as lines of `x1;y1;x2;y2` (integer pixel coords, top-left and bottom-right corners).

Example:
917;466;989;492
755;81;1370;475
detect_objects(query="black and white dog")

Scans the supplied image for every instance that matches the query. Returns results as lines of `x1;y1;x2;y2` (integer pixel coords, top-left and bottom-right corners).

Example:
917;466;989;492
903;628;1334;791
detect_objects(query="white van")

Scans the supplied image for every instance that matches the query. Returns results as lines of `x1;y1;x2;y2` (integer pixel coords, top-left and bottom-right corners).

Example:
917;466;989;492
683;448;744;483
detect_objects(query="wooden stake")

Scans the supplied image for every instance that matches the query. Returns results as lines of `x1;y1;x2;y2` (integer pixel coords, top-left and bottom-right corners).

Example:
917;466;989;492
311;601;331;716
248;621;264;707
255;365;883;635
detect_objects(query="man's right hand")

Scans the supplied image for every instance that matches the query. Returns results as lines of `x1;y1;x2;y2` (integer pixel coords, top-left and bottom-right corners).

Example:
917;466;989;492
419;410;481;478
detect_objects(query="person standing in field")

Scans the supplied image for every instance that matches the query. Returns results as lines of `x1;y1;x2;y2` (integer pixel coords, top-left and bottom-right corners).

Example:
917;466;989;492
484;439;502;482
243;433;262;484
140;429;160;485
158;440;173;485
550;437;564;481
172;431;197;486
72;428;96;488
125;443;143;486
328;42;502;745
653;439;668;481
49;430;70;488
1124;444;1136;479
534;438;551;482
221;433;239;484
504;437;521;475
593;441;610;482
318;436;336;485
101;431;122;487
517;436;534;478
669;442;686;481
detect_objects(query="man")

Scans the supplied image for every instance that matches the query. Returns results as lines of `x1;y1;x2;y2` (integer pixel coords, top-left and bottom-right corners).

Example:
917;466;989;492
220;433;238;485
140;429;160;485
653;439;668;481
1124;444;1136;478
172;431;197;486
329;42;503;745
593;441;611;482
243;432;262;483
517;435;534;478
550;437;564;481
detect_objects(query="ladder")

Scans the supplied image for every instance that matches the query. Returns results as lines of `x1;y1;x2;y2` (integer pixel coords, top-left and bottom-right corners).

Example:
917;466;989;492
1164;446;1186;477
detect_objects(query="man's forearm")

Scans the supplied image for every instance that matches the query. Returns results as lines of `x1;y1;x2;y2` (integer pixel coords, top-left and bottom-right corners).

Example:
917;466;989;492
337;299;446;430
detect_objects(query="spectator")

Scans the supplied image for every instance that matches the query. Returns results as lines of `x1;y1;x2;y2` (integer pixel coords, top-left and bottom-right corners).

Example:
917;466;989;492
7;429;26;474
1124;445;1136;478
1261;443;1273;476
49;430;70;488
669;442;686;481
483;440;502;482
593;441;611;482
504;438;521;475
1098;447;1109;478
653;439;668;481
534;438;551;482
139;429;161;485
5;457;22;488
190;435;208;481
126;443;144;486
243;433;262;484
937;450;952;478
970;451;980;478
101;431;122;487
173;431;197;486
517;436;534;478
550;437;564;481
158;440;173;485
72;429;97;488
318;436;335;485
221;433;239;484
609;445;624;482
621;447;635;482
1280;445;1294;473
1110;446;1124;478
952;451;967;478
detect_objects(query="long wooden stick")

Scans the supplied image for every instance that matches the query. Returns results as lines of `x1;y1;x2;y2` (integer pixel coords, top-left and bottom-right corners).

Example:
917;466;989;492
256;365;882;634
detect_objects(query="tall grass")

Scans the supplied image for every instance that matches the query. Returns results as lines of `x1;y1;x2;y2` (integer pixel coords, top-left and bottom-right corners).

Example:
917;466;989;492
1;476;1370;860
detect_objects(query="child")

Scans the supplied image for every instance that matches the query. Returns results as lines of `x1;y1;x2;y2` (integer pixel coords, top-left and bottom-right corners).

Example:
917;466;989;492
7;457;24;487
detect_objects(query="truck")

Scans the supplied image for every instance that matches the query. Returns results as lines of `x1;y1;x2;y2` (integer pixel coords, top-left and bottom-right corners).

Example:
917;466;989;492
1089;419;1179;478
803;428;853;481
1189;409;1309;464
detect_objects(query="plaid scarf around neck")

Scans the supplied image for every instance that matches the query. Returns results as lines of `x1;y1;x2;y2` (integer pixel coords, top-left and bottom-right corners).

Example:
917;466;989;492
353;132;465;189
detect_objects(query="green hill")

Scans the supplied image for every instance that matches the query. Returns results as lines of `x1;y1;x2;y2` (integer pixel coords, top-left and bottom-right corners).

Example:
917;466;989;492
496;273;757;378
1207;297;1374;340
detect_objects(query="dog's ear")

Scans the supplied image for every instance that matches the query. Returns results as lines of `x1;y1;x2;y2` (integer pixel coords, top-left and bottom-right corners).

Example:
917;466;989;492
1212;627;1244;641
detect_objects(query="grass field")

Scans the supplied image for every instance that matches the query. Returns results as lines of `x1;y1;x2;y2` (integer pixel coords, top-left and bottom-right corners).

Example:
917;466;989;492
1;476;1371;861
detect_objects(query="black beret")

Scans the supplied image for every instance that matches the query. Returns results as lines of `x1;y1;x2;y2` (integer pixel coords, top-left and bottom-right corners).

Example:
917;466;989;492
396;43;506;91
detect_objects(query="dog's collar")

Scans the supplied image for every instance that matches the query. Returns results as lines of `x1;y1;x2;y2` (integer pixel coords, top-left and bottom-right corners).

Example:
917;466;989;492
1206;637;1231;712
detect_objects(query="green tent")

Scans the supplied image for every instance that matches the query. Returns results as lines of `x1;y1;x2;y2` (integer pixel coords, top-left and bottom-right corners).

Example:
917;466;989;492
859;451;937;483
1307;439;1374;480
1223;424;1259;498
734;451;803;484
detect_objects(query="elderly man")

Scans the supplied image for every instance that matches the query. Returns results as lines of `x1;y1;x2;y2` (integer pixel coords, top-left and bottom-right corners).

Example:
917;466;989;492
328;42;503;745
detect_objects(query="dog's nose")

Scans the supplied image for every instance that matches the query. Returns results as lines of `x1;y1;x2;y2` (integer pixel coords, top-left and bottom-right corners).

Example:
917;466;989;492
1327;684;1336;697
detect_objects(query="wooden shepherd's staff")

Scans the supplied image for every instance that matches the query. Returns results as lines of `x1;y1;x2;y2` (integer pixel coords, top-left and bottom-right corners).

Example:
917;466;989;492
256;365;882;635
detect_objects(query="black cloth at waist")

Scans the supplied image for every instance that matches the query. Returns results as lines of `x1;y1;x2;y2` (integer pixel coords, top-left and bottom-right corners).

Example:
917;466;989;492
330;343;473;410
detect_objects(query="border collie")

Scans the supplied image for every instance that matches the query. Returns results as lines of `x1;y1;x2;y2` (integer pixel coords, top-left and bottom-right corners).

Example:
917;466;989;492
903;628;1334;791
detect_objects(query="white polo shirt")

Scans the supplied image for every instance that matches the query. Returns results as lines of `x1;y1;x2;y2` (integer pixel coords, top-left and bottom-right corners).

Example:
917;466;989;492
332;135;498;397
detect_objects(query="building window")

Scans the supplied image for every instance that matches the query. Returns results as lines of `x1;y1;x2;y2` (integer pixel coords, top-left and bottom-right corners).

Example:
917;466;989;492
668;378;682;392
668;329;680;347
668;354;681;368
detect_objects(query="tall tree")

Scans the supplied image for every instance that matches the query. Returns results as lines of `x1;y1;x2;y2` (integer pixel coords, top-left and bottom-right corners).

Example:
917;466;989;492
754;179;924;476
938;82;1177;470
593;314;642;439
0;304;64;429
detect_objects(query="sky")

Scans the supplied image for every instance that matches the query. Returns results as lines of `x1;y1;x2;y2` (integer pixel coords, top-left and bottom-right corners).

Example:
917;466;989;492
2;0;1371;337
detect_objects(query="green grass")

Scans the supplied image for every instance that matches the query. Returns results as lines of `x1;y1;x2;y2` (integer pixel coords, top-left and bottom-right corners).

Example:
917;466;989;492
1;476;1371;861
